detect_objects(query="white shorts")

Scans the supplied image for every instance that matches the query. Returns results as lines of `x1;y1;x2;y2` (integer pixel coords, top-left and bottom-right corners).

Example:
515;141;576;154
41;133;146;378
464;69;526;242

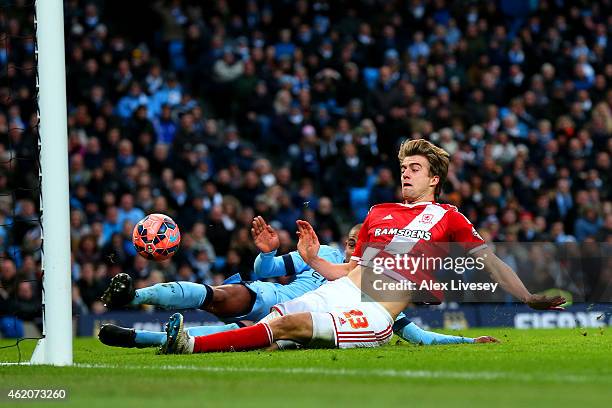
272;277;394;349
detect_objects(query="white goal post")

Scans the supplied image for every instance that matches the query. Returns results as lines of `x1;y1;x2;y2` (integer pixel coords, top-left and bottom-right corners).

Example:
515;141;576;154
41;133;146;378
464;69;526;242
30;0;73;366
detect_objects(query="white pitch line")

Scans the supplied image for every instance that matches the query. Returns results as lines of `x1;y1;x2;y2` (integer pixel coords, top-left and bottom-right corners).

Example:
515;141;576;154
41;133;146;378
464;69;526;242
2;362;603;384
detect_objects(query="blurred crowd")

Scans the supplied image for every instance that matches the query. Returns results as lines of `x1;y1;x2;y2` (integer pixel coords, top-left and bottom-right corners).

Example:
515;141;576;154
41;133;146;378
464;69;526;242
1;0;611;328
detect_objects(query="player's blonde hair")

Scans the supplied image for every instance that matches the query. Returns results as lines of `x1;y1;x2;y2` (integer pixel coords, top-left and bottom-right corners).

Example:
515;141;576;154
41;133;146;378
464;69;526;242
397;139;450;197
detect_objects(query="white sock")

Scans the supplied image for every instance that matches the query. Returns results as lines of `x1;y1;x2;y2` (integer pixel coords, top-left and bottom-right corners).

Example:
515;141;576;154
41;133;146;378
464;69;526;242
187;335;195;353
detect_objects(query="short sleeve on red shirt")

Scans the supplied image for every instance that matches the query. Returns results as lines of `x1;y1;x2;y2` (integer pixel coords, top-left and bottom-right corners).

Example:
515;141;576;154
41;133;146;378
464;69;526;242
446;209;487;254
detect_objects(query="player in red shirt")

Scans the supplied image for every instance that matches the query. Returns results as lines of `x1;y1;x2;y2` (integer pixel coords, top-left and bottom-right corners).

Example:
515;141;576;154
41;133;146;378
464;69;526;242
162;139;565;354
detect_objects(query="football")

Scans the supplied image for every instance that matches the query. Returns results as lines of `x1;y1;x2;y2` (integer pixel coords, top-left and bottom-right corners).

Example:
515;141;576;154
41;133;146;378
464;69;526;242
132;213;181;261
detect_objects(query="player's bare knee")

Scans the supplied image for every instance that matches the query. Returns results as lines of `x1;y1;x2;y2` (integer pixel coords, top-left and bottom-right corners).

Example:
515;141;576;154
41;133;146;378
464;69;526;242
269;315;295;337
269;313;312;341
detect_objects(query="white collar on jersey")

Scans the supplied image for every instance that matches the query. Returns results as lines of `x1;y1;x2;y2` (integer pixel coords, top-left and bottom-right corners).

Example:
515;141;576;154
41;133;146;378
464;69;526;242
400;201;434;207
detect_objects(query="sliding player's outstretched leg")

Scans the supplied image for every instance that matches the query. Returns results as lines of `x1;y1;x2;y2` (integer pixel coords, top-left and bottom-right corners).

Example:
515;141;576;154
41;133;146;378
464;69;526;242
162;312;314;354
100;273;255;317
98;321;251;348
162;298;395;354
101;273;210;310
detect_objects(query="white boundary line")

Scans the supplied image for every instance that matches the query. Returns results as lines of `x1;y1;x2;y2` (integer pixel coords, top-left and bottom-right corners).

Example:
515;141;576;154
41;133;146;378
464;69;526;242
0;362;605;384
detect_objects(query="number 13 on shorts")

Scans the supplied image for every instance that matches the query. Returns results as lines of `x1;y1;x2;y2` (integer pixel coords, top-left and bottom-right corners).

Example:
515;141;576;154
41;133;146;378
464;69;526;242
343;309;369;329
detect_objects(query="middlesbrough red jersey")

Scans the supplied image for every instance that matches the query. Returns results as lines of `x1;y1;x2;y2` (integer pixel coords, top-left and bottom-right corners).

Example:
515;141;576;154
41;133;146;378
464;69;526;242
351;202;487;300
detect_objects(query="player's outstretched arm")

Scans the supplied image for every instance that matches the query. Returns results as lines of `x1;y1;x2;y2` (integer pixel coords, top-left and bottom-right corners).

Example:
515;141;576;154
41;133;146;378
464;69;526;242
393;316;498;345
477;247;565;310
253;253;290;279
296;220;354;280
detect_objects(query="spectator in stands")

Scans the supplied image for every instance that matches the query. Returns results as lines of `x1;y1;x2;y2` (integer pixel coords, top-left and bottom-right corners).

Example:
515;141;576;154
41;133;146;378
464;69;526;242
369;167;396;206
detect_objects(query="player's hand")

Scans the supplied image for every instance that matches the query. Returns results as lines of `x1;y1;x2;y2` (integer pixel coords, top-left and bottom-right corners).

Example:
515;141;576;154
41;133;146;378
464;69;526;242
525;294;566;311
251;216;279;253
296;220;320;263
474;336;499;343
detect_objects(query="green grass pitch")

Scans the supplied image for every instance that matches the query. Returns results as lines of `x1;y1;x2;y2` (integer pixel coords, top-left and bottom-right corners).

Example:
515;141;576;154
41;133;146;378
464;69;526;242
1;328;611;407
